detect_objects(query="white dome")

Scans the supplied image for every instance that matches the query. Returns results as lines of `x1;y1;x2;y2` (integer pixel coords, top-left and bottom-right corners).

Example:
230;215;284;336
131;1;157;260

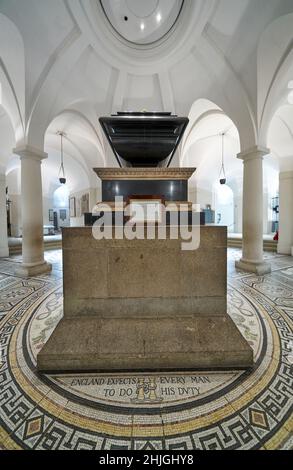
100;0;184;46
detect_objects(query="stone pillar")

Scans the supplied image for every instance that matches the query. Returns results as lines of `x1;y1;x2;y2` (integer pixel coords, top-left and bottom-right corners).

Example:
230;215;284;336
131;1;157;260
278;171;293;255
14;146;52;276
235;146;271;275
0;174;9;257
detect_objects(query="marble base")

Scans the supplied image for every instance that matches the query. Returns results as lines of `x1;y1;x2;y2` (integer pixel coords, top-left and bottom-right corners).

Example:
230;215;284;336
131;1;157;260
15;261;52;277
37;315;253;371
235;259;271;275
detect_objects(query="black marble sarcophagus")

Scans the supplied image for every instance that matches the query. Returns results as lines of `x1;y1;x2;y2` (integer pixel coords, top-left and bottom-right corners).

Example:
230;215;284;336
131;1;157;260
99;112;189;168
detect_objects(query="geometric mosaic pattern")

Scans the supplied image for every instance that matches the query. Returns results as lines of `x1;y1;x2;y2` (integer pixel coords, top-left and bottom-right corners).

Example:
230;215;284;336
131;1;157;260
0;249;292;450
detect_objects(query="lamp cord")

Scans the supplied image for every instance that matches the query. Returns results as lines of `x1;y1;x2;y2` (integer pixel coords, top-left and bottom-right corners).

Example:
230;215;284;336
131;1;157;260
220;132;226;179
59;133;65;178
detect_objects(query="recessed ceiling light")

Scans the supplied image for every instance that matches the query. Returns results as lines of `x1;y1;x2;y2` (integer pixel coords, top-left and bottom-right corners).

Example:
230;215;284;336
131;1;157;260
156;13;162;23
140;23;145;31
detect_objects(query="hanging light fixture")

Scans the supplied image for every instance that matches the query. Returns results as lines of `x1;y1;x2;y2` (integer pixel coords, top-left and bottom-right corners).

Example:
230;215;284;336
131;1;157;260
219;132;226;185
57;131;66;184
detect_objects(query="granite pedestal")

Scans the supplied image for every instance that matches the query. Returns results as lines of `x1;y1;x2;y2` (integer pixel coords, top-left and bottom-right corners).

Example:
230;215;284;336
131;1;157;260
37;226;253;371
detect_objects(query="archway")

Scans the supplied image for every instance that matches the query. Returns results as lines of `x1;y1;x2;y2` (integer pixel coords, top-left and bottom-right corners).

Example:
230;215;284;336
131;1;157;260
44;111;106;230
181;99;241;232
267;99;293;254
0;103;17;255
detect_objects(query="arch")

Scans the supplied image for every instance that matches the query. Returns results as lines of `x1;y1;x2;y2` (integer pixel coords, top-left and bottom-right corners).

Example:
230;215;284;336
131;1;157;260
187;35;257;151
44;109;106;191
181;99;225;159
181;99;242;220
181;98;241;167
0;104;17;174
267;103;293;172
0;13;25;143
25;35;89;149
258;13;293;146
53;109;105;161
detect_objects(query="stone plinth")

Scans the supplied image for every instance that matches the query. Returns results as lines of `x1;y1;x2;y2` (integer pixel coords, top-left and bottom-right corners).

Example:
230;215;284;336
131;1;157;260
37;226;253;371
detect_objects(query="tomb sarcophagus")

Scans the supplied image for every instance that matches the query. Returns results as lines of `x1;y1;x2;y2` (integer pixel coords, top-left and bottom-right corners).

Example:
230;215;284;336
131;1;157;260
37;112;253;372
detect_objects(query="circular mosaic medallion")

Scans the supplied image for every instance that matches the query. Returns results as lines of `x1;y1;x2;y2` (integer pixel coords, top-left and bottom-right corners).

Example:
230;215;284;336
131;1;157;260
0;264;292;450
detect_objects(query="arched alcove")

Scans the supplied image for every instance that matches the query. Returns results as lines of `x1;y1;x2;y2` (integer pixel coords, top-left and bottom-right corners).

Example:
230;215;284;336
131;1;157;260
44;110;106;228
267;98;293;252
181;99;242;227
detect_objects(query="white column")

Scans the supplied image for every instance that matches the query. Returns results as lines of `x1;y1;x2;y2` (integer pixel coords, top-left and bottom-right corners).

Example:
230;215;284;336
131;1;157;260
235;146;271;275
278;171;293;255
0;174;9;257
14;146;52;276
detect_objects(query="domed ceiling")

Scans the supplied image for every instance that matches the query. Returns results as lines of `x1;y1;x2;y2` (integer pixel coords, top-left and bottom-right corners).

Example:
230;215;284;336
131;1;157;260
100;0;184;46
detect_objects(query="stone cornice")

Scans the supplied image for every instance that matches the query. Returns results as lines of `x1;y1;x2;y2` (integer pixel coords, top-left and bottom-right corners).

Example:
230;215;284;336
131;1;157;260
93;168;197;181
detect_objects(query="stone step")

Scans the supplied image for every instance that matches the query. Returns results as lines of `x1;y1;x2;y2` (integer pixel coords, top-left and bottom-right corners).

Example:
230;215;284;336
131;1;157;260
37;315;253;372
228;237;277;252
9;239;62;255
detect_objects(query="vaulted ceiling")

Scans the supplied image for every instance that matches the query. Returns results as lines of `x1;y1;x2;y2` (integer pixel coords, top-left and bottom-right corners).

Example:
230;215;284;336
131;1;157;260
0;0;293;193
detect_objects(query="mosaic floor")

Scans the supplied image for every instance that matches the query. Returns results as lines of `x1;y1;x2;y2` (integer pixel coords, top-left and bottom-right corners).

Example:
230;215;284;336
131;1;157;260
0;248;292;450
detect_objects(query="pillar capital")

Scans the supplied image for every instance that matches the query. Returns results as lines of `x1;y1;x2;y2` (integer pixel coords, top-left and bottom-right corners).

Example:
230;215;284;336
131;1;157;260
13;145;48;162
237;145;270;162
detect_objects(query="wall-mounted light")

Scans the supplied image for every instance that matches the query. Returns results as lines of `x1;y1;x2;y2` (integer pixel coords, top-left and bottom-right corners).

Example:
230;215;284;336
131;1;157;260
57;131;67;184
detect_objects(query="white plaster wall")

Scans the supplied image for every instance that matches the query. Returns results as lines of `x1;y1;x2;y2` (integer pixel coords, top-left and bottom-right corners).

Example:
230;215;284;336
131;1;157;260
69;187;100;227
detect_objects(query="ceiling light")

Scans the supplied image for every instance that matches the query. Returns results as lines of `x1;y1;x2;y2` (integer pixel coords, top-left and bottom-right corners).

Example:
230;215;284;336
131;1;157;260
156;13;162;23
288;91;293;105
57;131;67;184
140;23;145;31
219;133;226;185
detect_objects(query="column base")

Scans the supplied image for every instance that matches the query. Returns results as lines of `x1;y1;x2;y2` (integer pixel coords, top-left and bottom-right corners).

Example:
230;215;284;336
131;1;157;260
235;259;271;275
14;261;52;277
